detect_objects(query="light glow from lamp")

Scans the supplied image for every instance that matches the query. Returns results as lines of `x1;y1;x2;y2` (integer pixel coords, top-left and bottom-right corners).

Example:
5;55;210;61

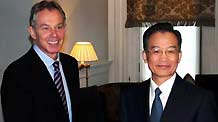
70;42;98;65
70;41;98;87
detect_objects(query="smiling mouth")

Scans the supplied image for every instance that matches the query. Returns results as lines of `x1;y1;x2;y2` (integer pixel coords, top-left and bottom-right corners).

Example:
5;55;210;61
48;40;58;45
157;64;170;68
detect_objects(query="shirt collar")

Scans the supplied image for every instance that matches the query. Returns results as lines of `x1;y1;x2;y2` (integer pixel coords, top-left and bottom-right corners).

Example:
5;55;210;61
150;73;176;96
33;44;60;68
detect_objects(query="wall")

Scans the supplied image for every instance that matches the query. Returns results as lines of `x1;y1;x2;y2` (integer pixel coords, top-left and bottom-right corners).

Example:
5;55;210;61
59;0;108;60
0;0;32;83
0;0;108;122
79;60;112;87
201;0;218;74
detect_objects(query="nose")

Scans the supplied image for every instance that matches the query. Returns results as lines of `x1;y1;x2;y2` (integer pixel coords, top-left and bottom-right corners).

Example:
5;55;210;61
50;29;57;37
160;50;168;59
160;50;166;56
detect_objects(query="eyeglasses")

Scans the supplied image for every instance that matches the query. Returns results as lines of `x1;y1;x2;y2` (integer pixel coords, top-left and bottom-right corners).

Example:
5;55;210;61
147;47;180;57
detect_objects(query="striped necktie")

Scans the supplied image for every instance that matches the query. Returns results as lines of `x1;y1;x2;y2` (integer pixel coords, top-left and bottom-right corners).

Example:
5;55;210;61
53;61;68;114
150;87;163;122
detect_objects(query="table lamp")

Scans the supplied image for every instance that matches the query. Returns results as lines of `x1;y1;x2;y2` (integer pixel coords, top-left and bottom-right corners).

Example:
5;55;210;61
70;42;98;87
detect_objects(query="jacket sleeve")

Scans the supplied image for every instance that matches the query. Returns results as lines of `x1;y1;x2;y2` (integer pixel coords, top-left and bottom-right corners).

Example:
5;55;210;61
1;66;34;122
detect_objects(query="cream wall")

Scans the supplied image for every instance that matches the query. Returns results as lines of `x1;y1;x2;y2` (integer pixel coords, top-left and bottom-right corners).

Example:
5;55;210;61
58;0;108;60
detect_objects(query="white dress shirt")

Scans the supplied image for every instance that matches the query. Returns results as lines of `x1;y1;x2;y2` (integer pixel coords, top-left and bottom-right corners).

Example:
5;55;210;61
149;73;176;115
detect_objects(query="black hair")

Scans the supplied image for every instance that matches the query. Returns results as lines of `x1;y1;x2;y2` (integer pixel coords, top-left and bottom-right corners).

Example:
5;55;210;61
143;23;182;51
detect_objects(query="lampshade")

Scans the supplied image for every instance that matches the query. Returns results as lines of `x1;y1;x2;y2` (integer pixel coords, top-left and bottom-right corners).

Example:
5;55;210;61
70;42;98;64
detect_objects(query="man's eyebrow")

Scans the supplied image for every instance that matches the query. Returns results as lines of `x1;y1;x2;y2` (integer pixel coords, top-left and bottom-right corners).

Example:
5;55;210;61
38;24;49;27
37;22;65;26
56;23;64;26
149;46;160;49
168;46;177;49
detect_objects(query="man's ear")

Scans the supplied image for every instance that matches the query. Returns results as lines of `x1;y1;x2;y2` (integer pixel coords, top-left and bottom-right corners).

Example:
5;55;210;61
177;51;182;63
142;51;147;63
28;26;36;40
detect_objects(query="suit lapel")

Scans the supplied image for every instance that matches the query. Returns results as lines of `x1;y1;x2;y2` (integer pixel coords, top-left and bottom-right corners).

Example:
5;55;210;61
28;47;62;98
59;54;75;97
161;74;186;122
28;47;53;83
59;54;79;121
60;55;73;88
143;80;150;122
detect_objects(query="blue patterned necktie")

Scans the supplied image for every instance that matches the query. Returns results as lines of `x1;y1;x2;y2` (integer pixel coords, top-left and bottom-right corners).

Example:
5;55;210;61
53;61;68;114
150;87;163;122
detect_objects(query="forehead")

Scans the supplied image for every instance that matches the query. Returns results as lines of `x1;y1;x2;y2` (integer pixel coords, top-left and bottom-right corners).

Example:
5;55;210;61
148;32;179;48
35;9;64;24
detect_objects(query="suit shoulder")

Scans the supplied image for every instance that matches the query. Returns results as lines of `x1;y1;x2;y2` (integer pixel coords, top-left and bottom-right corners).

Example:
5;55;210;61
4;50;31;74
60;53;77;63
120;81;149;94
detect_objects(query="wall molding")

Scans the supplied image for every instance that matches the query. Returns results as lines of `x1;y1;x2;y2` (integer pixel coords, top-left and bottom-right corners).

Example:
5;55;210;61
79;60;112;87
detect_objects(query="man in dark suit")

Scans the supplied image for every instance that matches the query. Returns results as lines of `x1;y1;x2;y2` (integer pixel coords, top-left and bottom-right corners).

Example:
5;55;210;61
1;1;79;122
121;23;218;122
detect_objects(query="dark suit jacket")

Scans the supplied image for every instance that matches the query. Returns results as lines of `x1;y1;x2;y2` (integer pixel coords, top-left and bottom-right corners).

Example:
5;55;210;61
1;47;80;122
121;74;218;122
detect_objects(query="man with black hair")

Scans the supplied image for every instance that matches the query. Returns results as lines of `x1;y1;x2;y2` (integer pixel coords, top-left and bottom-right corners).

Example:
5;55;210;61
121;23;217;122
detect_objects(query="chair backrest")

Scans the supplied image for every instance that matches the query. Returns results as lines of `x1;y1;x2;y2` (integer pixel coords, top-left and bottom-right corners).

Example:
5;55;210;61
195;74;218;92
97;82;140;122
195;74;218;107
77;85;104;122
78;82;142;122
183;73;195;84
98;83;122;122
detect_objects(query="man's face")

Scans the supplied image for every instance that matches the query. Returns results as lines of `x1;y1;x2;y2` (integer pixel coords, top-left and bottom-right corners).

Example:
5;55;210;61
28;9;66;59
143;32;182;84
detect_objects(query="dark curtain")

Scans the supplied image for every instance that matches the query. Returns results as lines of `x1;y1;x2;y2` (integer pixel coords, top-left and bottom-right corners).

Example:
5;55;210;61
125;0;215;28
